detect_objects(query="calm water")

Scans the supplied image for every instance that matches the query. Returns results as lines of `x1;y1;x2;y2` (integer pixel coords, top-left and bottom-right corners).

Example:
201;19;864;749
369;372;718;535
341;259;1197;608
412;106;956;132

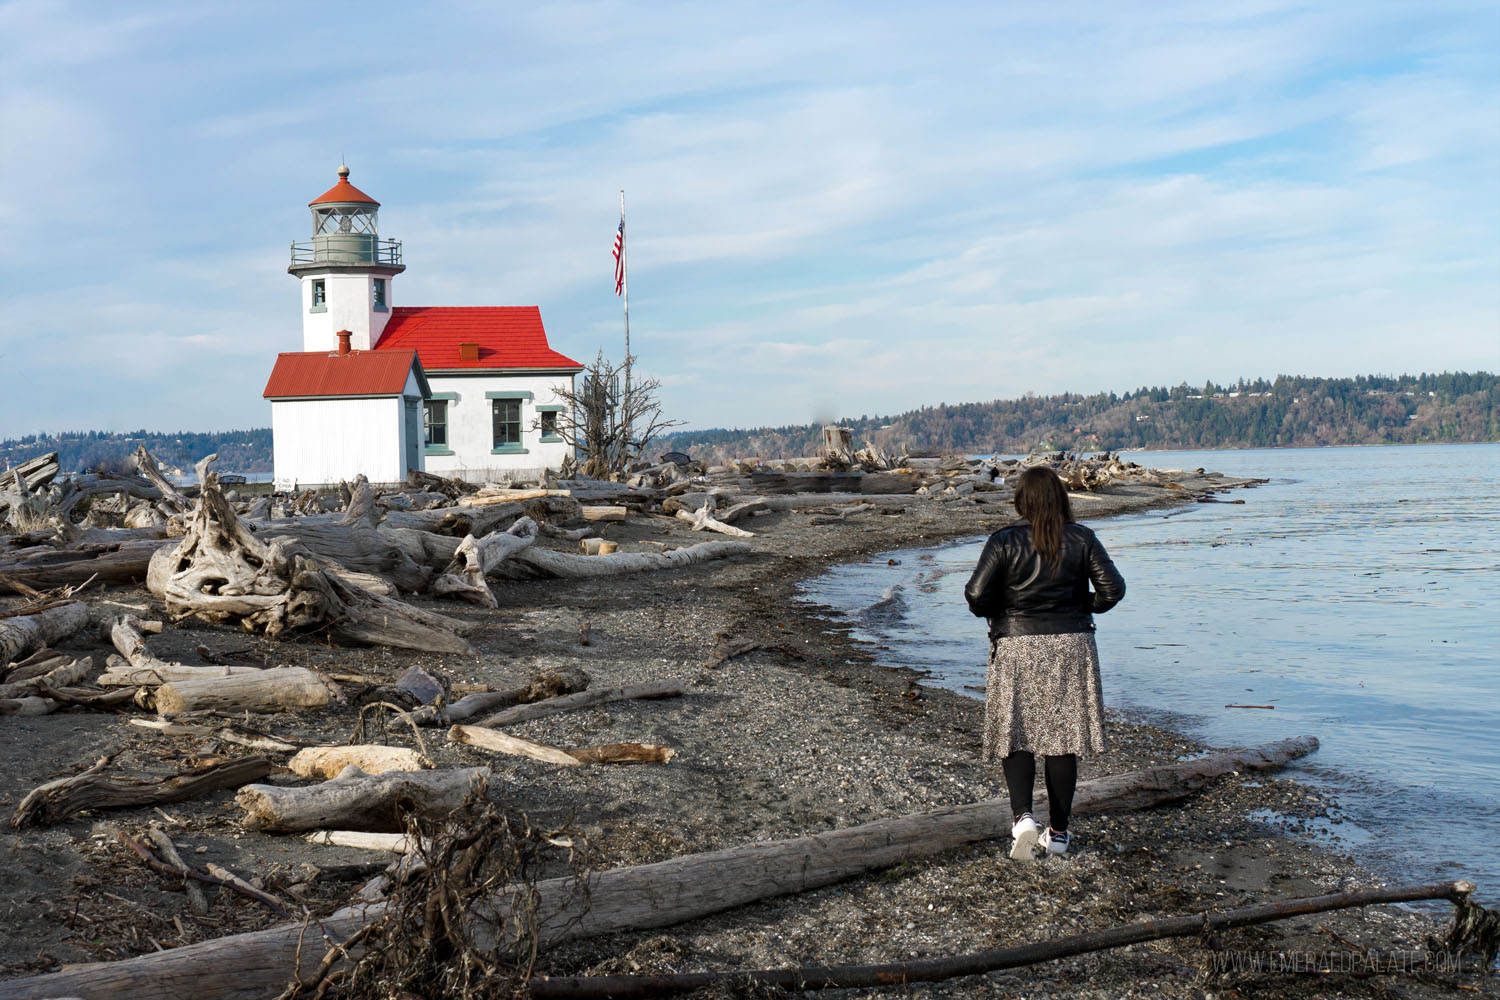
800;443;1500;893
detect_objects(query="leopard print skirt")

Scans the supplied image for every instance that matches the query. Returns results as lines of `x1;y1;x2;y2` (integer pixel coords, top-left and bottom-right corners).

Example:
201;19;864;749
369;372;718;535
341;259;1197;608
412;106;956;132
982;632;1108;761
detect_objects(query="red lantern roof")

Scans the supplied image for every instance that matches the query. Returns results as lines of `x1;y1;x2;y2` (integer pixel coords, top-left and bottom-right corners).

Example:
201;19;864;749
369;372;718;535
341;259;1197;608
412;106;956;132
309;165;379;206
374;306;583;371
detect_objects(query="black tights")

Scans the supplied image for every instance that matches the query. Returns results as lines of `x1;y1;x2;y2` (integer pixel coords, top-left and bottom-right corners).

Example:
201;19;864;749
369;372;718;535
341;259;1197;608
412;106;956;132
1001;751;1078;832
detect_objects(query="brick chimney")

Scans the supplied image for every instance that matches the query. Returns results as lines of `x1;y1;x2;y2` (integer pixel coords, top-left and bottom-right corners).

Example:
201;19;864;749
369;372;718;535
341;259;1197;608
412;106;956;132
459;342;479;361
337;330;352;356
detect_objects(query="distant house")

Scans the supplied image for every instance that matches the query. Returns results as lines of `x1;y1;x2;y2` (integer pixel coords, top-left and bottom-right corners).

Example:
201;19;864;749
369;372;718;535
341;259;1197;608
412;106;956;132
264;166;583;488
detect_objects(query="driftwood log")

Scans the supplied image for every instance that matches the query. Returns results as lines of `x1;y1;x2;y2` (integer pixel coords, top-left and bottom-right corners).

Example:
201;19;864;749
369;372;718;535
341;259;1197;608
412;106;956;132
530;880;1485;998
235;764;491;833
147;461;472;654
475;679;685;728
287;745;430;778
154;666;335;715
675;496;755;538
408;665;591;726
0;738;1319;1000
0;655;91;701
0;538;169;592
11;755;271;829
503;540;752;579
304;830;426;853
249;476;428;591
449;724;676;766
0;600;89;664
128;718;302;753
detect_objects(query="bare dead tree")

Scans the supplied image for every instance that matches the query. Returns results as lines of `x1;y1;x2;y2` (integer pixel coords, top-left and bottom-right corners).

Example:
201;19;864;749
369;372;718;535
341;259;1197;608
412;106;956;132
542;351;680;479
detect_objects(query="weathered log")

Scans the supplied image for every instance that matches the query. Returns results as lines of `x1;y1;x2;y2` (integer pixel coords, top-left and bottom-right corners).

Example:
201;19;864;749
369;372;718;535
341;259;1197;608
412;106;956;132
131;445;192;515
0;600;89;664
475;679;685;728
0;696;58;716
407;665;592;726
450;724;675;766
580;505;627;522
503;540;752;579
251;476;429;591
0;654;91;700
0;539;170;591
105;613;171;670
460;487;571;505
100;663;265;687
154;666;333;715
3;646;70;682
0;738;1317;1000
288;745;430;778
11;755;272;829
128;718;302;753
676;501;754;536
236;764;490;833
529;880;1482;998
578;537;618;555
149;463;472;653
431;516;538;607
304;830;426;853
146;826;208;916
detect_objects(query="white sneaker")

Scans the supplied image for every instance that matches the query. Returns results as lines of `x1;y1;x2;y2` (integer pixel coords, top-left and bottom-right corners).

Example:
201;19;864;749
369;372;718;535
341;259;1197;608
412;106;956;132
1009;813;1041;860
1039;826;1070;856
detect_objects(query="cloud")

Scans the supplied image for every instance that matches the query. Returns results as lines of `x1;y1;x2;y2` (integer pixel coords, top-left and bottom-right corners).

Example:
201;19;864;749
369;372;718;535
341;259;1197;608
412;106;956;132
0;0;1495;436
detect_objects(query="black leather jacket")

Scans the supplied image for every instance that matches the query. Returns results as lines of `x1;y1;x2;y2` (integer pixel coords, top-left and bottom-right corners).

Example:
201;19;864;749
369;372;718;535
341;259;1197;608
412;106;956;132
964;521;1125;639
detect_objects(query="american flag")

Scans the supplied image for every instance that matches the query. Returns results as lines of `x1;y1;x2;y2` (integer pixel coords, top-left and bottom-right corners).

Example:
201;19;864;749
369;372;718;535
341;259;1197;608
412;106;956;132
612;218;626;296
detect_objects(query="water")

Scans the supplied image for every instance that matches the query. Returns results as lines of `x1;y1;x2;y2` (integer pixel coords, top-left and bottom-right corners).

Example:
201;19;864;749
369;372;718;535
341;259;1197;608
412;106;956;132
800;443;1500;892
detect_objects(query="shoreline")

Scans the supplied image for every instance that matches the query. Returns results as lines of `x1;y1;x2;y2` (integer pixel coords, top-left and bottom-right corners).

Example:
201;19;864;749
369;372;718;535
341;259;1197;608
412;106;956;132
0;470;1484;996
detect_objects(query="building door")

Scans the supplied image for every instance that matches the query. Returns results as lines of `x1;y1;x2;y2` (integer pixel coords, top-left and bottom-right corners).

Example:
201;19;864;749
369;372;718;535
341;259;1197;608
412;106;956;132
404;399;421;474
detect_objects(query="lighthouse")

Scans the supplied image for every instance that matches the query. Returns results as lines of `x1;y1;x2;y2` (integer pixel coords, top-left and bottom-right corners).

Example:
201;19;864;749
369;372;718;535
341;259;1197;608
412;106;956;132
263;164;583;488
289;164;405;353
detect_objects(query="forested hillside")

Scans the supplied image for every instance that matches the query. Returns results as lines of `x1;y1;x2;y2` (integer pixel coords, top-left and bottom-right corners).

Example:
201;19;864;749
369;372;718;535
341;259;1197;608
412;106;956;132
0;429;272;476
661;372;1498;461
2;373;1493;474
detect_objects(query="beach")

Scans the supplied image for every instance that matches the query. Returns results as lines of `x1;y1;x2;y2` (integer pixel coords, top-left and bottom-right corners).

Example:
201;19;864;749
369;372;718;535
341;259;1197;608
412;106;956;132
0;470;1483;998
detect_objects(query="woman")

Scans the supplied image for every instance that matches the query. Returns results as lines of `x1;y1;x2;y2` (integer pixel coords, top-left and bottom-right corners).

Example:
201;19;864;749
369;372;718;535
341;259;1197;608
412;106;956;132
964;466;1125;859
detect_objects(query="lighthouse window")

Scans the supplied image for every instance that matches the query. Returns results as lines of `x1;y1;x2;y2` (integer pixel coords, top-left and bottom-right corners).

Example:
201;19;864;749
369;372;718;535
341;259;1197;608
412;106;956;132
373;279;387;309
311;279;326;311
492;398;522;447
424;401;447;447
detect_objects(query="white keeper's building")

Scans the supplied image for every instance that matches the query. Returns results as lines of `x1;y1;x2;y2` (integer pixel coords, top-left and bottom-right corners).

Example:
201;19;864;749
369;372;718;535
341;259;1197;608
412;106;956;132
263;166;583;488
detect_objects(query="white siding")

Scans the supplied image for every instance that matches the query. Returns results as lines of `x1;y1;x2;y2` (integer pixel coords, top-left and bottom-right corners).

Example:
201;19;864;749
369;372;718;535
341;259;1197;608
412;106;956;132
300;272;393;352
271;396;408;487
422;372;575;482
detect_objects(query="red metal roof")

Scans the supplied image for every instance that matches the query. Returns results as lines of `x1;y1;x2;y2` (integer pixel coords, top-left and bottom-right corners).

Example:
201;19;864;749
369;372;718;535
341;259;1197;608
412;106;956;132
263;350;424;399
309;167;379;206
374;306;583;371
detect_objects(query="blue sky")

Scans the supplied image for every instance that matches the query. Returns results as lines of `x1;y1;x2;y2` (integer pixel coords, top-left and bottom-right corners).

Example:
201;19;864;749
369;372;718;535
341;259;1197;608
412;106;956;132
1;1;1496;435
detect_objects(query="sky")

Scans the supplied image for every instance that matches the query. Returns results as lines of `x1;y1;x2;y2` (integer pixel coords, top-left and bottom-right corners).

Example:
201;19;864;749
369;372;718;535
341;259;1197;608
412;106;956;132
1;1;1497;436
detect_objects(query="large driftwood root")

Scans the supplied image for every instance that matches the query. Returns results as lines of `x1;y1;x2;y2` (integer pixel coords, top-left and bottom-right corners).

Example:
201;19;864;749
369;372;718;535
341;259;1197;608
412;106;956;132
431;516;539;607
147;461;472;653
0;739;1316;1000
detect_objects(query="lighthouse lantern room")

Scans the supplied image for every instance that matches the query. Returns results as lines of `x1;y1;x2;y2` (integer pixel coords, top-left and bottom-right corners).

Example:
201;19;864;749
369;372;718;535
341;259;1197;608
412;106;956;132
289;164;406;353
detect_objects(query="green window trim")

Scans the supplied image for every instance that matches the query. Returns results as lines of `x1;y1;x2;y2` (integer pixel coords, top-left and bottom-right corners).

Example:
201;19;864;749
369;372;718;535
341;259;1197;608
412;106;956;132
485;390;534;400
490;445;530;455
309;305;328;314
424;446;455;456
539;434;565;444
429;392;460;402
535;403;565;412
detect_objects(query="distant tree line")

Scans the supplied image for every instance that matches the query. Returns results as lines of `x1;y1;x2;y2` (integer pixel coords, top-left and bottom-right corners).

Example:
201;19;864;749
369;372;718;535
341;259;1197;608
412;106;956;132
4;373;1494;474
658;372;1499;462
0;428;272;476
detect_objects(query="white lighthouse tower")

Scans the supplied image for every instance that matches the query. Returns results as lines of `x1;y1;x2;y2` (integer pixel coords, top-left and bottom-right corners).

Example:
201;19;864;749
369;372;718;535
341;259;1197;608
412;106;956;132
289;165;405;352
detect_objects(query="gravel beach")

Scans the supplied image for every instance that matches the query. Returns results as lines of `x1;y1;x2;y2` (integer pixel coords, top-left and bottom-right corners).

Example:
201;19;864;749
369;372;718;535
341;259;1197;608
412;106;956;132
0;471;1488;998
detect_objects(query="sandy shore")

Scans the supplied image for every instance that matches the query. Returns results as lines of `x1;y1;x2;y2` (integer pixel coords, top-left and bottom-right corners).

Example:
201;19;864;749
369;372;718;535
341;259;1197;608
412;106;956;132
0;472;1482;997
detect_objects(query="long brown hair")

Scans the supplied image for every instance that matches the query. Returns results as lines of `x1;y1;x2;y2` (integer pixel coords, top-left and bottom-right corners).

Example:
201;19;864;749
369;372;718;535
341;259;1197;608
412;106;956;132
1013;467;1075;566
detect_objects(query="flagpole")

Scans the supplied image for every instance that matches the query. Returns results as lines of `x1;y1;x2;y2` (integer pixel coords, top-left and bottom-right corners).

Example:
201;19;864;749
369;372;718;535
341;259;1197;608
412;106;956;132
619;189;632;460
620;189;630;399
